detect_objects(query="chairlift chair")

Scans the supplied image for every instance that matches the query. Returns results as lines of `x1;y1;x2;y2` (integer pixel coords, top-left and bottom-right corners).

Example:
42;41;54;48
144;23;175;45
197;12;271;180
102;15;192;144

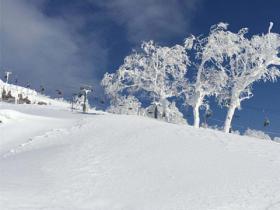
262;109;270;127
56;89;62;96
264;118;270;127
40;86;45;93
205;109;213;119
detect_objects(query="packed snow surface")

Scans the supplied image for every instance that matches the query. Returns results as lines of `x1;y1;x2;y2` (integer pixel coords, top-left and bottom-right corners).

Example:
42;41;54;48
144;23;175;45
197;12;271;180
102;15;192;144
1;102;280;210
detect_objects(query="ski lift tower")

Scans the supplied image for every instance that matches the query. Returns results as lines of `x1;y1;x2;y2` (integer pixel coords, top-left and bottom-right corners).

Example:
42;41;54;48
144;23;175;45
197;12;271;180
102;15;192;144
80;85;93;113
4;71;12;84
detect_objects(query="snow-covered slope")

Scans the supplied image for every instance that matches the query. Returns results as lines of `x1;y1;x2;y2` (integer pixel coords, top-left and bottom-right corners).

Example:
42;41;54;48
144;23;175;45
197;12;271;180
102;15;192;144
0;79;70;107
1;102;280;210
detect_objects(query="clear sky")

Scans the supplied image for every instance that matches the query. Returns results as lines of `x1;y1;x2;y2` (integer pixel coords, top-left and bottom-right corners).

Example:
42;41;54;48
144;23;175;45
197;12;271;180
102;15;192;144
1;0;280;135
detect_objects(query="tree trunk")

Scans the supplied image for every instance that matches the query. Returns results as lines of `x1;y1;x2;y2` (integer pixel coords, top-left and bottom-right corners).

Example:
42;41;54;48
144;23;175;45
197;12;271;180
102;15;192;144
161;99;167;120
224;103;237;133
154;105;158;119
193;96;203;128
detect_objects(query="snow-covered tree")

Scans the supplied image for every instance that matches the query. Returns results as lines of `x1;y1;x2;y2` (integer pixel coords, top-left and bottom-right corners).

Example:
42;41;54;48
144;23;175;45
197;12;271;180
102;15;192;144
101;72;126;99
165;101;186;124
101;40;189;119
182;24;229;128
244;128;271;140
220;22;280;133
119;41;189;103
107;95;141;115
144;100;186;124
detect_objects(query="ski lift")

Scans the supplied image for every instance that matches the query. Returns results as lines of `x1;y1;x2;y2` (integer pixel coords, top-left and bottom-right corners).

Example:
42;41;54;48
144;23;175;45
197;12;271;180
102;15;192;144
98;97;105;104
79;85;93;113
264;118;270;127
205;109;213;119
56;89;62;96
262;109;270;127
95;97;105;104
40;85;45;93
4;71;12;83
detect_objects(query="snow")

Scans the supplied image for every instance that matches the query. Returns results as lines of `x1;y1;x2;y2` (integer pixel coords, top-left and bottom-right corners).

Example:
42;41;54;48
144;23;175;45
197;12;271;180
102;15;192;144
1;102;280;210
0;79;70;108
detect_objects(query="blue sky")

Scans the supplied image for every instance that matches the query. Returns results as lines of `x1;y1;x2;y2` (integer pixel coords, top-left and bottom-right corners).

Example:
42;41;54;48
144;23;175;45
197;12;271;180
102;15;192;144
1;0;280;135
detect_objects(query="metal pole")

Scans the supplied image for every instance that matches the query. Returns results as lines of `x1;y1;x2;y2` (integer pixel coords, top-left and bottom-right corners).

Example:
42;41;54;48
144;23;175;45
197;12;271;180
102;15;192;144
83;91;87;113
5;71;12;84
80;85;92;113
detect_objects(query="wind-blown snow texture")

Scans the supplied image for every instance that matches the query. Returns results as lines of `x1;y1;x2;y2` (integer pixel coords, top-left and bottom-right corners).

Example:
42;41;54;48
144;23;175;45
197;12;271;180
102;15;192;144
1;102;280;210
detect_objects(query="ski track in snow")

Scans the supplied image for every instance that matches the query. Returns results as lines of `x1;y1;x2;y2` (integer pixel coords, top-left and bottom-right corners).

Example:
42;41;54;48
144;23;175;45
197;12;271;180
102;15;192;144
1;103;280;210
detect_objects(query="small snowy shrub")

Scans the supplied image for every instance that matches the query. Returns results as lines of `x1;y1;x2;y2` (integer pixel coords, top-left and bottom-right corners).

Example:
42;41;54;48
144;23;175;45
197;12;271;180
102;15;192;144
144;101;186;124
230;129;240;135
165;101;186;124
244;128;271;140
273;137;280;143
107;95;141;115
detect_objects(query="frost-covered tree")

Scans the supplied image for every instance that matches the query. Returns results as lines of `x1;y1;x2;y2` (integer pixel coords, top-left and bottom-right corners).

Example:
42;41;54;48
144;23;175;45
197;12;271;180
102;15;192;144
144;100;186;124
107;95;141;115
220;22;280;133
119;41;189;103
182;24;229;128
165;101;186;124
101;72;124;99
101;40;189;118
